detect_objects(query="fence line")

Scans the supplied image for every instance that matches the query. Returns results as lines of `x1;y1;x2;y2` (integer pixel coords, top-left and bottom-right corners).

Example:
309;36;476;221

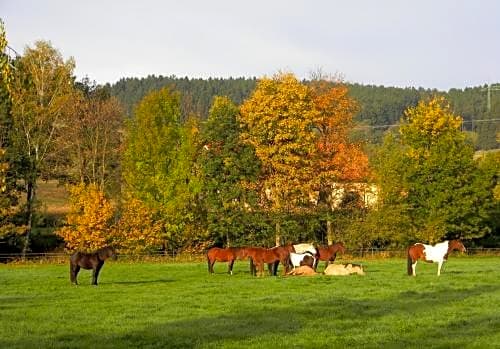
1;248;499;263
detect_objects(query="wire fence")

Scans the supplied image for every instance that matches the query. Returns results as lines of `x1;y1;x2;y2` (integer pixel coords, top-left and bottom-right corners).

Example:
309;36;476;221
1;248;499;264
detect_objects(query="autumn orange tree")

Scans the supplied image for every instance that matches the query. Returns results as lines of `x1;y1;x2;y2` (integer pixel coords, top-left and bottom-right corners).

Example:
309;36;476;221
56;183;115;252
239;72;369;244
309;79;370;243
310;80;368;184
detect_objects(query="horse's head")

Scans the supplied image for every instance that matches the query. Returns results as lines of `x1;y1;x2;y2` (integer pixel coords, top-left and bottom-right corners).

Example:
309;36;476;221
110;247;118;260
336;242;346;254
99;246;118;261
450;240;466;253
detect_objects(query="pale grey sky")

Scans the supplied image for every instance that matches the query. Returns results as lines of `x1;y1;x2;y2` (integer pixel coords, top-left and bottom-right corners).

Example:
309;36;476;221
2;0;499;90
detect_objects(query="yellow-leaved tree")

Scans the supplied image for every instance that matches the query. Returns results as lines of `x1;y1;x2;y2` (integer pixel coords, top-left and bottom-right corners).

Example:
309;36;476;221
56;183;115;252
240;72;370;244
240;73;317;243
112;196;164;254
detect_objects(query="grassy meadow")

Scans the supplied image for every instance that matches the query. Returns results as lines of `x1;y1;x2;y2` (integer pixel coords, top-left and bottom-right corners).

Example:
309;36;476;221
1;256;499;348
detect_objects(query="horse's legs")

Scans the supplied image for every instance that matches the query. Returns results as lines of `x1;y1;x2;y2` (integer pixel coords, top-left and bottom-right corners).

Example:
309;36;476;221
70;263;80;285
437;261;443;276
228;259;235;275
70;262;75;283
331;253;337;263
258;262;265;277
282;259;290;274
92;262;104;285
277;259;287;275
207;257;217;274
207;257;212;274
267;263;274;276
248;257;255;276
412;261;417;276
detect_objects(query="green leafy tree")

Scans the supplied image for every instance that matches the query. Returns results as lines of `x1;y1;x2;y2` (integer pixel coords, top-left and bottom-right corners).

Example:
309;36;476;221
374;97;496;244
9;41;75;255
474;151;500;246
198;96;260;246
0;23;24;248
122;87;200;249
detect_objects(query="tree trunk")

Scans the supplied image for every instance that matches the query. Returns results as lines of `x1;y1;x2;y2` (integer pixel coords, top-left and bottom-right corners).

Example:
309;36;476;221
22;180;35;258
275;221;281;246
326;220;333;245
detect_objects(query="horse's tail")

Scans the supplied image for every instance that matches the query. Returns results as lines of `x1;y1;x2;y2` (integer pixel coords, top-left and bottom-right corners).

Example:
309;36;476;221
407;248;413;276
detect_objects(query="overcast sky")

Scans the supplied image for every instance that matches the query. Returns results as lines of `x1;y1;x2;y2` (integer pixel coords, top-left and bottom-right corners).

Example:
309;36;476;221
2;0;499;90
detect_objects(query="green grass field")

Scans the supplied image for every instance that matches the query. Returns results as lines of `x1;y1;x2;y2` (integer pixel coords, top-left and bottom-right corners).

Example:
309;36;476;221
1;257;499;349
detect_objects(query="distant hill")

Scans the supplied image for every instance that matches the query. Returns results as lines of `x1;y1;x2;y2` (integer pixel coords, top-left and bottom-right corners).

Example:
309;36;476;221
108;76;499;150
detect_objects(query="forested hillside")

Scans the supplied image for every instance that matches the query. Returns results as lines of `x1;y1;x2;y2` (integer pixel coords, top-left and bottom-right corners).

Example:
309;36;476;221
109;76;499;150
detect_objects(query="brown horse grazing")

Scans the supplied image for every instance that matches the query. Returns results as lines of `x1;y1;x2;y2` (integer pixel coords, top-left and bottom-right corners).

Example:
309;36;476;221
206;247;249;275
407;240;466;276
70;246;117;285
269;244;295;275
207;247;239;275
245;247;285;277
316;242;346;269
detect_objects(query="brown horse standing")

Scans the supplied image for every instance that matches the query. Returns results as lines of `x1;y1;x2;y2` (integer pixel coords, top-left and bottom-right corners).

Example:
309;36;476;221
246;245;294;276
70;246;117;285
206;247;249;275
407;240;466;276
270;244;295;275
316;242;346;269
245;247;278;276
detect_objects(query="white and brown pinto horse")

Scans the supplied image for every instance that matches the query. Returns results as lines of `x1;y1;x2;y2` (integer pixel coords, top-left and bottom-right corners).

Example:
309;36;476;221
407;240;466;276
290;243;318;269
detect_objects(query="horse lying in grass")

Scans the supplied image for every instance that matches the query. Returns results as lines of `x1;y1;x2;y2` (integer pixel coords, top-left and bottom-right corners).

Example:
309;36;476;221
323;263;365;276
286;265;318;276
407;239;466;276
70;246;117;285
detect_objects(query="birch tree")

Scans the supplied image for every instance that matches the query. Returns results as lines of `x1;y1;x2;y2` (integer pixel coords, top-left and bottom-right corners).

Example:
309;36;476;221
10;40;75;254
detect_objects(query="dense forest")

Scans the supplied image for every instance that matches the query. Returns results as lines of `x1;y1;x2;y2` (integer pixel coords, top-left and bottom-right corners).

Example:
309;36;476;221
109;76;499;150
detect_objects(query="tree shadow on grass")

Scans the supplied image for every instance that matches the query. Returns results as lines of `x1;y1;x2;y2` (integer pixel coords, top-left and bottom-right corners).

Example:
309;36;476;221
1;284;497;349
1;308;303;349
367;314;500;349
